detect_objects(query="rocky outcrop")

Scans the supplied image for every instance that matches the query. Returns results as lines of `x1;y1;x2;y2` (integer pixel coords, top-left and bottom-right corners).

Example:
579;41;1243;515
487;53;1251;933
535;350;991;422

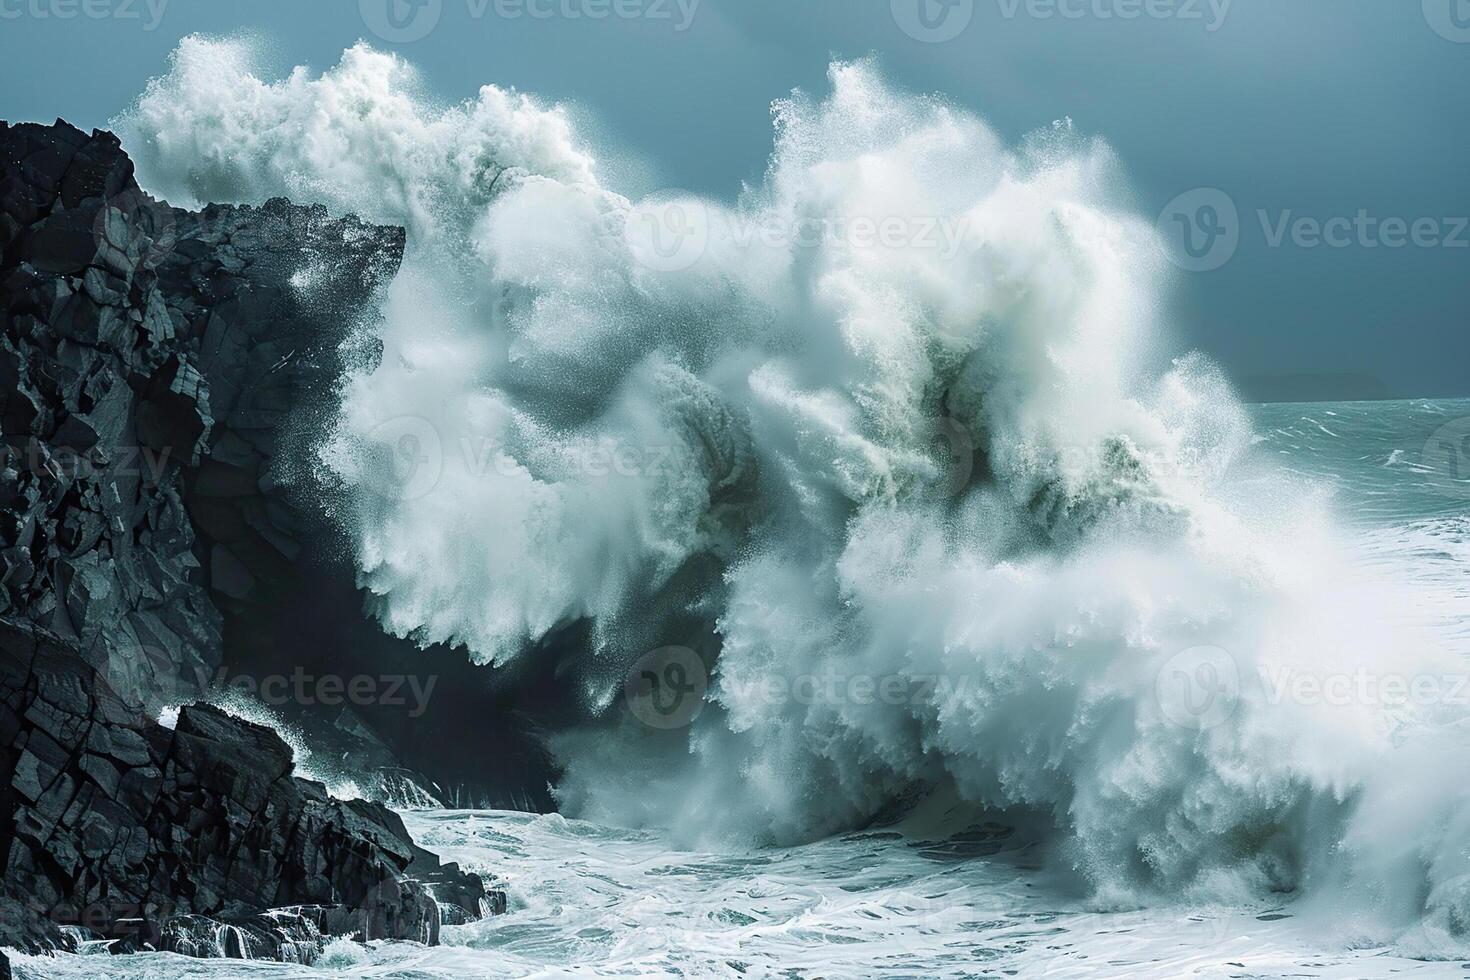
3;119;556;811
0;119;403;717
0;120;496;962
0;120;222;713
163;190;398;639
0;618;488;959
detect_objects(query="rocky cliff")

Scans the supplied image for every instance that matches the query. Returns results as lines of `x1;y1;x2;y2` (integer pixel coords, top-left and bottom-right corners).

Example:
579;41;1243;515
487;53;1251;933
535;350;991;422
0;120;498;965
0;619;493;959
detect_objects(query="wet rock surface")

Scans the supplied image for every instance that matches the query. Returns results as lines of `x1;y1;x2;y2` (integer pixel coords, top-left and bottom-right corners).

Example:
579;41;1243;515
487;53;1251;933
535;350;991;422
1;121;221;715
0;619;489;958
0;120;495;961
0;118;404;717
2;119;557;813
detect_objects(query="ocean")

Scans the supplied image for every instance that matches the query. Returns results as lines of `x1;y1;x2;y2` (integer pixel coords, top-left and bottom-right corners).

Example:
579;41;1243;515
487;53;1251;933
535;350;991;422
13;398;1470;978
12;36;1470;978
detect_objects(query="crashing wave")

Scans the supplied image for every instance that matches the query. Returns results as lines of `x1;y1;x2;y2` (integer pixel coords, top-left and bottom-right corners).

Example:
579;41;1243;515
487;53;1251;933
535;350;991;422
117;36;1470;947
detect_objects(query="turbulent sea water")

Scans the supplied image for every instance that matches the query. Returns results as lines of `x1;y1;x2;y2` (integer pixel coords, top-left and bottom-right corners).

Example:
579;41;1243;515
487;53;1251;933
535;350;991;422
13;399;1470;979
12;35;1470;978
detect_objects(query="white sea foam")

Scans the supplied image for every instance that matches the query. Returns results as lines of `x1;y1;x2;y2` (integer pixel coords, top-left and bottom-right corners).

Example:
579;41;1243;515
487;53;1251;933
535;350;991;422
114;37;1470;949
11;806;1467;977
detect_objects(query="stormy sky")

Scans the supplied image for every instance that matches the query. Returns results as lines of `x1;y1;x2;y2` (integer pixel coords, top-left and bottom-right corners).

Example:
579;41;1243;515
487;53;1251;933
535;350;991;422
3;0;1467;399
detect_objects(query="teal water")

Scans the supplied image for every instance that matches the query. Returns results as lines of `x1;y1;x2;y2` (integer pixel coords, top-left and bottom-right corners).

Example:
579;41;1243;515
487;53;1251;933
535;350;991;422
11;399;1470;979
1252;398;1470;527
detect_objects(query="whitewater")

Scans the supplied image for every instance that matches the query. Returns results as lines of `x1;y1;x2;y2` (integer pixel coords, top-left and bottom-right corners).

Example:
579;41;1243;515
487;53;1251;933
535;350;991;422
14;36;1470;977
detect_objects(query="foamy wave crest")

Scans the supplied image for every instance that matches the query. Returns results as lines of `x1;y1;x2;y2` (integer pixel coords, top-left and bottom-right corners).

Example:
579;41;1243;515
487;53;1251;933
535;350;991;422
119;37;1470;947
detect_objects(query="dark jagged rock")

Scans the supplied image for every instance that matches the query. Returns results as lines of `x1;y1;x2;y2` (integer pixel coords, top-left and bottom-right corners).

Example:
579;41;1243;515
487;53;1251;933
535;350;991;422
1;119;407;721
0;116;406;750
1;121;220;714
2;120;549;811
0;618;489;957
1;118;535;811
157;909;322;962
0;120;499;962
162;194;400;625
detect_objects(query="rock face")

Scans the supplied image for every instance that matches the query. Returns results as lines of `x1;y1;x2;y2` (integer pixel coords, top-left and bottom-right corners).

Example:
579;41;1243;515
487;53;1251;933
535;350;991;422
0;120;494;961
2;119;558;811
0;121;223;714
0;619;488;957
0;119;403;716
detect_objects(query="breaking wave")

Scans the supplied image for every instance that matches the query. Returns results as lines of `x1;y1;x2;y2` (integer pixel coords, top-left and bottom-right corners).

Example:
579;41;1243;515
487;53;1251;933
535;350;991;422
117;36;1470;950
